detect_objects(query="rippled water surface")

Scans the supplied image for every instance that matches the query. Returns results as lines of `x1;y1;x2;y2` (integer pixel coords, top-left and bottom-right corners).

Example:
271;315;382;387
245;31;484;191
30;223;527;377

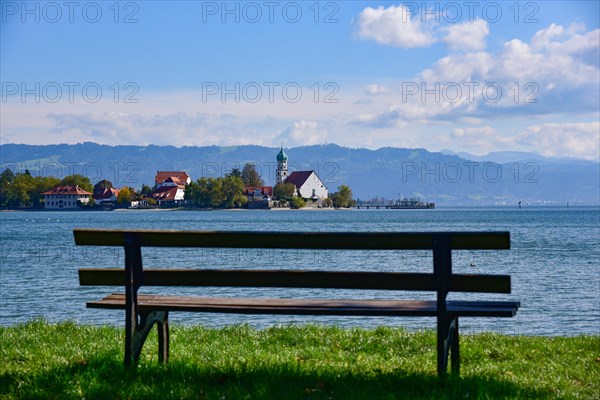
1;207;598;335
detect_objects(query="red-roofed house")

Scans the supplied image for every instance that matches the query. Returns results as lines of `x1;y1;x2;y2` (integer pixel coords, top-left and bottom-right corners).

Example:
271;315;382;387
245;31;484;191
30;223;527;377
243;186;273;209
93;187;120;204
154;171;191;188
42;185;93;209
152;185;185;205
243;186;273;201
152;171;189;206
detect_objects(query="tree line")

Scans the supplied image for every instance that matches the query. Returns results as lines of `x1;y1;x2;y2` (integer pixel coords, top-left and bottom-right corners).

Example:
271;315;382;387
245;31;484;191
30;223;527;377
0;168;149;209
184;164;260;208
0;168;88;209
1;163;355;210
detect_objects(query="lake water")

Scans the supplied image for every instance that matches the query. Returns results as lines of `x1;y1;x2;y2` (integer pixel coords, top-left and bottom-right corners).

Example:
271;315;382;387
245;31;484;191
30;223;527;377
1;207;598;336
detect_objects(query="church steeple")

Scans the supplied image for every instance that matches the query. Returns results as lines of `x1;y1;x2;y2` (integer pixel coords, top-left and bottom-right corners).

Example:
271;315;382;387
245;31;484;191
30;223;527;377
276;147;288;185
276;147;288;162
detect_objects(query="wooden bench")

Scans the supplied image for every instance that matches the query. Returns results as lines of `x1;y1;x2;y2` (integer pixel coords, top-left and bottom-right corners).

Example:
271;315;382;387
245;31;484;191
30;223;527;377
74;229;520;376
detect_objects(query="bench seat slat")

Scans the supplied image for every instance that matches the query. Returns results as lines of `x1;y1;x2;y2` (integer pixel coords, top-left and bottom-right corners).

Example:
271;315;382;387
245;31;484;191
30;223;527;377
73;229;510;250
87;294;519;317
79;268;512;293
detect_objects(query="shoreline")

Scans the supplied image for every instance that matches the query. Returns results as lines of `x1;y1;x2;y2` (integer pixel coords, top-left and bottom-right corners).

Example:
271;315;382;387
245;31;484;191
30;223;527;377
3;319;600;337
2;204;599;213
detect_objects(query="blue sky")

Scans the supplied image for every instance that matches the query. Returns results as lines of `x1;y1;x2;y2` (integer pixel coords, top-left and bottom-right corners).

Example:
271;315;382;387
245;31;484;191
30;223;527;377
1;1;599;160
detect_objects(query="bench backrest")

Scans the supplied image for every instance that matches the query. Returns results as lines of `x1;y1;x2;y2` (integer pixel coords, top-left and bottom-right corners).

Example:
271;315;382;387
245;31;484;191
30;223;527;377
75;229;512;295
74;229;509;250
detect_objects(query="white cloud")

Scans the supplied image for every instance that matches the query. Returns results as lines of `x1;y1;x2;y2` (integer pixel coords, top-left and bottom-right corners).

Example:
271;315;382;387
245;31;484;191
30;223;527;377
516;122;600;160
433;122;600;160
5;107;598;162
355;5;435;48
497;27;597;85
530;23;565;50
440;123;600;160
276;120;326;147
432;126;495;154
355;6;490;51
420;51;492;82
420;23;599;84
45;112;286;147
364;84;391;96
347;59;599;158
372;23;600;121
451;126;496;139
442;19;489;51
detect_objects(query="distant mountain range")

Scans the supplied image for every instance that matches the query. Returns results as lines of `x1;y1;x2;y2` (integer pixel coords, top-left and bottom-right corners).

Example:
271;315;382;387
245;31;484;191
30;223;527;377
439;149;587;164
1;143;598;206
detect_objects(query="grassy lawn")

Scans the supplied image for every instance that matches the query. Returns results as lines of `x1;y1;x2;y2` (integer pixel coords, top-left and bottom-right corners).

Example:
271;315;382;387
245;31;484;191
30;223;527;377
1;320;598;399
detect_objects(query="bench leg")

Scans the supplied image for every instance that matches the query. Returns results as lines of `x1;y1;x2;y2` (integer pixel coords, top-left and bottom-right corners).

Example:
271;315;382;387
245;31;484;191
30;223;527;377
437;316;449;376
450;317;460;375
126;310;169;366
157;312;169;363
437;316;460;377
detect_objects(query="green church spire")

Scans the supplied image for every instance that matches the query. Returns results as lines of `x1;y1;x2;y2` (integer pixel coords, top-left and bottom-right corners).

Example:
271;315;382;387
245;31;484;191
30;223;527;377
276;147;288;161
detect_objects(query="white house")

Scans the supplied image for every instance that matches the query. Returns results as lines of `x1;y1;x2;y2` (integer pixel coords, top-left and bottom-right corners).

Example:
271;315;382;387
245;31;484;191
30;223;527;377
285;171;329;200
42;185;93;209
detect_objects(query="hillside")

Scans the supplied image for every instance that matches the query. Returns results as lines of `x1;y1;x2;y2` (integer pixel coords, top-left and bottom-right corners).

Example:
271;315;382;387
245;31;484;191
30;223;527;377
1;143;598;206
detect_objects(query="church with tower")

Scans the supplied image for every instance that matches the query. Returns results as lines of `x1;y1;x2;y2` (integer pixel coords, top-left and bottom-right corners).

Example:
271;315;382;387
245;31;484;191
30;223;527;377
275;148;328;201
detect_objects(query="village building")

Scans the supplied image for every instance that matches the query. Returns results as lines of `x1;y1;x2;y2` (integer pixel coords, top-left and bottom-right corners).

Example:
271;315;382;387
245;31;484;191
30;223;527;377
275;148;328;201
154;171;191;187
93;187;120;205
152;172;189;207
285;171;328;200
130;199;151;208
42;185;93;209
243;186;273;209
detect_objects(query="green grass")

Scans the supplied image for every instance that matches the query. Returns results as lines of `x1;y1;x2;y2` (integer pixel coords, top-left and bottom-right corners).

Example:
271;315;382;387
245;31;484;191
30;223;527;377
1;320;598;399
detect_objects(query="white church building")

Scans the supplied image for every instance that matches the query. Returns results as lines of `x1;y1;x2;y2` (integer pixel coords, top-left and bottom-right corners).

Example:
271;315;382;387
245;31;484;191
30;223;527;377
276;148;328;200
